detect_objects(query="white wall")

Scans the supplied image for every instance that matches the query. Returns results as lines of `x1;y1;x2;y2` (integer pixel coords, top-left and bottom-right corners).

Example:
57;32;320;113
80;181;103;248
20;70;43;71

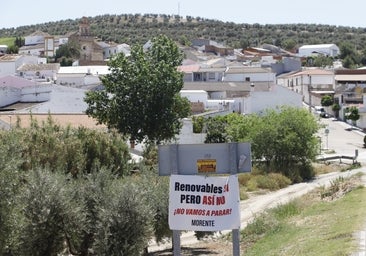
21;85;52;102
180;90;208;105
0;87;21;107
56;74;85;86
0;62;16;76
18;46;44;56
0;55;41;76
206;99;234;111
224;72;276;82
246;85;302;114
19;70;56;81
287;74;334;95
210;91;226;99
298;45;339;57
84;75;102;86
176;118;206;144
25;35;44;46
58;37;69;45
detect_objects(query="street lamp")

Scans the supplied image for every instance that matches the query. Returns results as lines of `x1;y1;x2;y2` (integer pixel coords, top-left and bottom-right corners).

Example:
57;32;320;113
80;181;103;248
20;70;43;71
324;127;329;150
308;75;312;113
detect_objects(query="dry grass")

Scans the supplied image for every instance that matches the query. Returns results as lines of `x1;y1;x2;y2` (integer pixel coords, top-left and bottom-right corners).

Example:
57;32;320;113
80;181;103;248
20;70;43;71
0;113;105;129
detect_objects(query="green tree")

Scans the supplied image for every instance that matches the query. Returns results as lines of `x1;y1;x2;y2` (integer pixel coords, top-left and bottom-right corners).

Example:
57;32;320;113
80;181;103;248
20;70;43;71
313;55;334;68
14;36;24;47
192;116;205;133
321;95;333;107
332;103;341;119
281;38;297;51
6;44;18;54
55;41;80;62
226;107;319;182
339;42;357;59
345;106;360;126
339;42;361;68
204;116;230;143
85;35;191;145
343;55;357;68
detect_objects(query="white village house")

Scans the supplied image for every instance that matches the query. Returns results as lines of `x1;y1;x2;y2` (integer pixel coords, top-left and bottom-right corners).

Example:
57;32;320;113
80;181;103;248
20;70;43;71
0;75;51;107
278;68;335;108
17;63;60;81
0;54;39;76
56;65;110;87
298;44;340;57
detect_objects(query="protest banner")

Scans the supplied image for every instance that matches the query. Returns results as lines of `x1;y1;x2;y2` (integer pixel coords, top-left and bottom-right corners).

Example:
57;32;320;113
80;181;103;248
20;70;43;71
169;174;240;231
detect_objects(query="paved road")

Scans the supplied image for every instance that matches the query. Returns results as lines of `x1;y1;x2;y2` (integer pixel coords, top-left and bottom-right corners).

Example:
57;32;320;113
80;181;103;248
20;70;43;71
317;117;366;161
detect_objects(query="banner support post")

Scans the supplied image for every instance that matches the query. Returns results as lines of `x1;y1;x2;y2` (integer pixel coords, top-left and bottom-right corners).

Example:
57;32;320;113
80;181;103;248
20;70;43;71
170;144;181;256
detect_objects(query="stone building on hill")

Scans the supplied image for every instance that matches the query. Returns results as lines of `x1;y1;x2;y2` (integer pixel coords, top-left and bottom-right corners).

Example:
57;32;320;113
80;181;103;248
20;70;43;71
68;17;105;66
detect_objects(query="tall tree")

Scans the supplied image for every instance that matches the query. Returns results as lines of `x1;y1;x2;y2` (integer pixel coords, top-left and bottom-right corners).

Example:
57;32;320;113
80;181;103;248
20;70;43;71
226;107;319;182
85;35;191;144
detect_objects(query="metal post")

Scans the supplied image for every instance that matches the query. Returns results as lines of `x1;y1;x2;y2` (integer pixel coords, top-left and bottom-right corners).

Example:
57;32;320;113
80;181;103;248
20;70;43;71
308;75;312;112
170;144;181;256
232;229;240;256
172;230;181;256
229;143;240;256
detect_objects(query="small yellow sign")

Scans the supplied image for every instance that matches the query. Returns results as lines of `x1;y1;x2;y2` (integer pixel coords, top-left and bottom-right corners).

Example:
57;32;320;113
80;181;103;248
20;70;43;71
197;159;217;173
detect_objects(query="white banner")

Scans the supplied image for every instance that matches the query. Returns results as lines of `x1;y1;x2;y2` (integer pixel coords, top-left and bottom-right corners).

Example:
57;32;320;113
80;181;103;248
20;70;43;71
168;174;240;231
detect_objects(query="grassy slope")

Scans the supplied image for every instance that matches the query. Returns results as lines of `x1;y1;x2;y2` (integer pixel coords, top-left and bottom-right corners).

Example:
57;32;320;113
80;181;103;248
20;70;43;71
243;180;366;255
0;37;14;46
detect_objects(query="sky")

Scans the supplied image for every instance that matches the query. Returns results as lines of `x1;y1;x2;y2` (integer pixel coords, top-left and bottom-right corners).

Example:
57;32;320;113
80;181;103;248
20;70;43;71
2;0;366;29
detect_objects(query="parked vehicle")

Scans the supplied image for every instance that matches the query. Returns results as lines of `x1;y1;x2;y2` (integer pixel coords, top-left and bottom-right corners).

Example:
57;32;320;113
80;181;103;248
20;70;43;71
314;106;329;118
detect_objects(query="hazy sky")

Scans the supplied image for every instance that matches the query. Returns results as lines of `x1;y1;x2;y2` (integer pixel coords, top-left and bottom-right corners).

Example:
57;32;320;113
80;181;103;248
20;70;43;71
2;0;366;29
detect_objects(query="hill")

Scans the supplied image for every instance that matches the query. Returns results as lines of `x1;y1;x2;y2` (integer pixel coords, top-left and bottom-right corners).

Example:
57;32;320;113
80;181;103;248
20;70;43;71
1;13;366;51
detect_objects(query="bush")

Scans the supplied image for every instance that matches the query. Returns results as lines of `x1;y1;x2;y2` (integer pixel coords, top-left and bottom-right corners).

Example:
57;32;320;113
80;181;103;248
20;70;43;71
285;161;315;183
137;168;171;244
0;163;22;254
93;180;153;255
270;200;301;220
268;173;292;189
11;169;85;256
0;117;130;177
245;173;292;191
238;173;251;186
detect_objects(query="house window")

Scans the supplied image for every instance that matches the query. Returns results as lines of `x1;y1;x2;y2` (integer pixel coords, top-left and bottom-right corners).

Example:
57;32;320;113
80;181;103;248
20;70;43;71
208;72;215;80
245;77;250;82
194;73;202;81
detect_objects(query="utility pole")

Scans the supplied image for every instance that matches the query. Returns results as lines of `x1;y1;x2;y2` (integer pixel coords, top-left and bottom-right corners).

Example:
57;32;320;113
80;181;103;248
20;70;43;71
308;75;312;112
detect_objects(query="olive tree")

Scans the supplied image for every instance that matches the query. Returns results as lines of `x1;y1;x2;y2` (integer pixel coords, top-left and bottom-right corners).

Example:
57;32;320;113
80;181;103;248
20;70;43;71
85;35;191;145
